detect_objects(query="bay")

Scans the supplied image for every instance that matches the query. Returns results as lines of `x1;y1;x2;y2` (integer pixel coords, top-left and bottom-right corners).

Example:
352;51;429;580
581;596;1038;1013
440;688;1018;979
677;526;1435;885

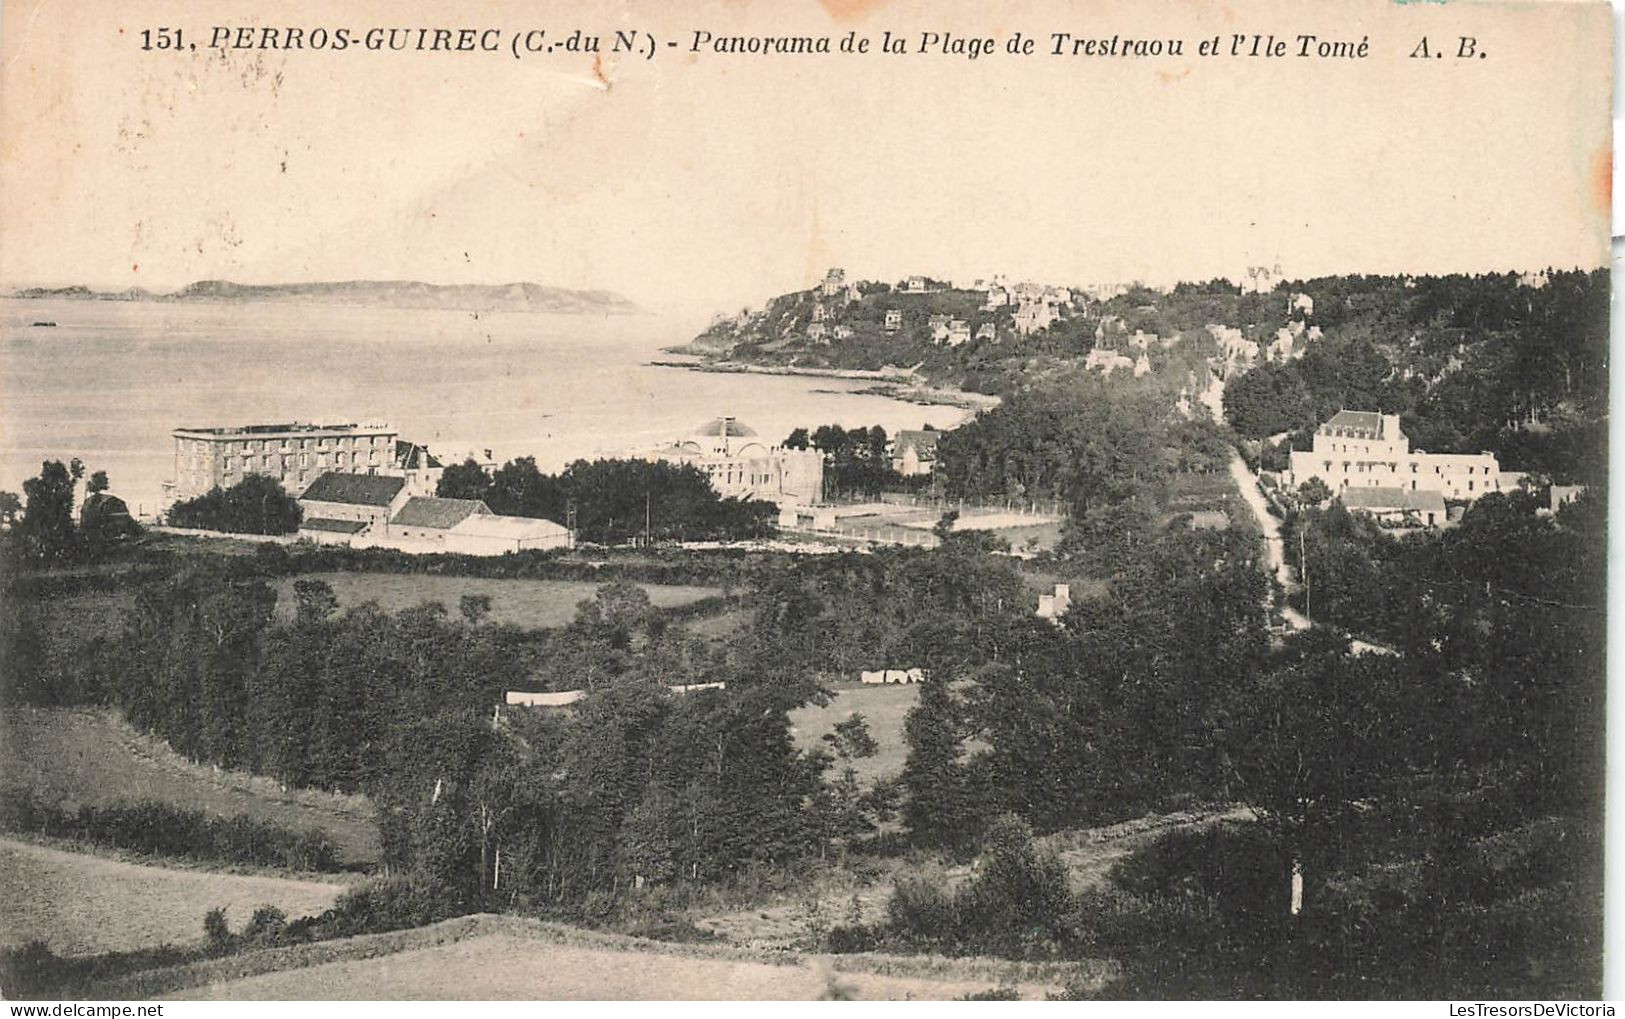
0;298;970;515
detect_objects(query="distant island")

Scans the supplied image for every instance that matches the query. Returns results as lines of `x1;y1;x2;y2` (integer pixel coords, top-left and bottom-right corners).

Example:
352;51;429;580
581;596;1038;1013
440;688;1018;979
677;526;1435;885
7;279;640;315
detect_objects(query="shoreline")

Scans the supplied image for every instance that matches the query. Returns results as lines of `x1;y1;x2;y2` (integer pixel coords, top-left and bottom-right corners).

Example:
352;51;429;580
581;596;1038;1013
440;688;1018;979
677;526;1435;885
648;359;999;412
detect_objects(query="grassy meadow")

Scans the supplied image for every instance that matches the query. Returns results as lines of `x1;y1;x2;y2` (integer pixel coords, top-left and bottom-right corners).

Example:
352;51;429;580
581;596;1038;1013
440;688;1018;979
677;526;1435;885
0;837;351;957
1;707;379;866
789;682;922;787
147;915;1096;1001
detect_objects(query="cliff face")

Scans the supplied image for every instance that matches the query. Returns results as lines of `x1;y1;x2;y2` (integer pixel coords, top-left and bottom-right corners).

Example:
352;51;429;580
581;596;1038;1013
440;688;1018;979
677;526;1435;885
10;280;641;315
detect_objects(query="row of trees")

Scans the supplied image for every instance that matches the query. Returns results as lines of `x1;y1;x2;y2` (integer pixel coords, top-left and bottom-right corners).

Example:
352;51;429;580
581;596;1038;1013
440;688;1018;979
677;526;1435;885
438;457;776;544
783;423;926;500
166;474;302;534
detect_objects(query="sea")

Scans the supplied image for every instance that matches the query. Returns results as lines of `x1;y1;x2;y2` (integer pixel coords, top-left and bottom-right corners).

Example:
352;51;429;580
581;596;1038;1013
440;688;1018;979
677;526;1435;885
0;298;971;516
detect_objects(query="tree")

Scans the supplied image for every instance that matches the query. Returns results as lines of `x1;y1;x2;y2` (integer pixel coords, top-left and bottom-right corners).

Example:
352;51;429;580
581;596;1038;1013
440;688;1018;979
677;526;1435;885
901;678;979;849
167;474;302;535
293;579;340;624
19;460;78;556
823;713;879;760
437;459;492;501
0;490;20;528
784;428;810;450
1220;631;1402;917
1297;477;1332;505
86;471;109;495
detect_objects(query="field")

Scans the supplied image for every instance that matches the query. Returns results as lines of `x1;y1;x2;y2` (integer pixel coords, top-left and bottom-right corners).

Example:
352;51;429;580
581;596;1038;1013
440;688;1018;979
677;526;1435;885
788;683;921;787
0;837;350;957
1;707;379;866
271;572;721;628
136;915;1098;1001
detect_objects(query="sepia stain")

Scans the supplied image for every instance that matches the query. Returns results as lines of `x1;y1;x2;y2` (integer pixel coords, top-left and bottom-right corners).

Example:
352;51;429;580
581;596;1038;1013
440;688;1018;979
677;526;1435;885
818;0;889;23
1157;68;1192;83
1591;145;1611;216
591;53;611;89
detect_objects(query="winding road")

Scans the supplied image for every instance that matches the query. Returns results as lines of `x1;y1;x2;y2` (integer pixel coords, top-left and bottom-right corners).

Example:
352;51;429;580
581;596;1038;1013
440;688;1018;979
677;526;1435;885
1204;374;1393;653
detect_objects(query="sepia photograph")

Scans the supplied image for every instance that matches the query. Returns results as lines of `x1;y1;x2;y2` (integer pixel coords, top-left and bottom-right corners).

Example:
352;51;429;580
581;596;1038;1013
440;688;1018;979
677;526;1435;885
0;0;1612;1003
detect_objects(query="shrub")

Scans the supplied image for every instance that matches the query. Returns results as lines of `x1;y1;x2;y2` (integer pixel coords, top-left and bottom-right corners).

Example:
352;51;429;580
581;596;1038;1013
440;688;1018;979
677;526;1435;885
202;907;231;950
315;876;463;939
825;923;881;954
242;905;288;945
886;814;1079;959
0;787;343;872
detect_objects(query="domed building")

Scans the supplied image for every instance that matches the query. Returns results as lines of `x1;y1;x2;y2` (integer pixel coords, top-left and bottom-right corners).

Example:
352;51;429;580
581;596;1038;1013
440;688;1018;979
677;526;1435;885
649;417;823;508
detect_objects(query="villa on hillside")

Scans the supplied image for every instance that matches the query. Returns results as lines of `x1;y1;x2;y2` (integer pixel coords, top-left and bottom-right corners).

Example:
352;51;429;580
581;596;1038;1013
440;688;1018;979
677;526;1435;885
1242;263;1284;294
1287;411;1508;520
1014;302;1057;336
891;430;940;476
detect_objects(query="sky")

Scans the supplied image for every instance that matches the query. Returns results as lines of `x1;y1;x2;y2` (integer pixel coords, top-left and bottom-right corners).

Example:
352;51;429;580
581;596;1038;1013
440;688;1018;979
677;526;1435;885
0;0;1612;324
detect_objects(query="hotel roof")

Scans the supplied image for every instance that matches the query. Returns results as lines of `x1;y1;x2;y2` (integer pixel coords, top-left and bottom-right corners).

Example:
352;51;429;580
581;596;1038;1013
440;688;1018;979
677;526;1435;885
174;421;394;437
1320;410;1388;439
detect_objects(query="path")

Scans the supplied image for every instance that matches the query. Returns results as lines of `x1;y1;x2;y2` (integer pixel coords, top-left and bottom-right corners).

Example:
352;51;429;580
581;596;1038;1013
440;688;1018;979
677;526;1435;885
1204;375;1308;631
1208;375;1394;651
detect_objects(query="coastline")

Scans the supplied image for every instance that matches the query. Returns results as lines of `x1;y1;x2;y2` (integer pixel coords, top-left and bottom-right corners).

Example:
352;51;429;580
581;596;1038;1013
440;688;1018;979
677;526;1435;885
648;359;999;413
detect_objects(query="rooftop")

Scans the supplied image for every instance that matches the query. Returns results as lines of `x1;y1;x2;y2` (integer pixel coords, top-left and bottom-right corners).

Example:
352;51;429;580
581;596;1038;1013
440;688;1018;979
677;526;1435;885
299;472;406;507
392;497;490;529
450;514;570;539
300;517;370;534
175;421;394;437
1341;486;1446;514
1320;410;1389;439
694;417;757;438
394;441;444;470
895;430;941;457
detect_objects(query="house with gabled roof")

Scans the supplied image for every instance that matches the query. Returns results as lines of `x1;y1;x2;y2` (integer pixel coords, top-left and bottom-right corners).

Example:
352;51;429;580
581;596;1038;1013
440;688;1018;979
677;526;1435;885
298;472;410;538
1340;486;1447;529
390;496;490;543
891;430;941;476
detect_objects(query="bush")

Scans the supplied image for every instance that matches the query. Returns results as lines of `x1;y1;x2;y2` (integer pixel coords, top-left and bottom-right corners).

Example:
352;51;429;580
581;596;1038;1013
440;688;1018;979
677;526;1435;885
242;905;288;945
825;923;881;954
315;876;463;939
0;787;342;872
886;814;1079;959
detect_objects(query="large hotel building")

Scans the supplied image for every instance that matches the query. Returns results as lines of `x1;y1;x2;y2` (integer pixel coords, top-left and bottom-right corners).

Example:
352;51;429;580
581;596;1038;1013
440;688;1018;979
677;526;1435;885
162;421;400;509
